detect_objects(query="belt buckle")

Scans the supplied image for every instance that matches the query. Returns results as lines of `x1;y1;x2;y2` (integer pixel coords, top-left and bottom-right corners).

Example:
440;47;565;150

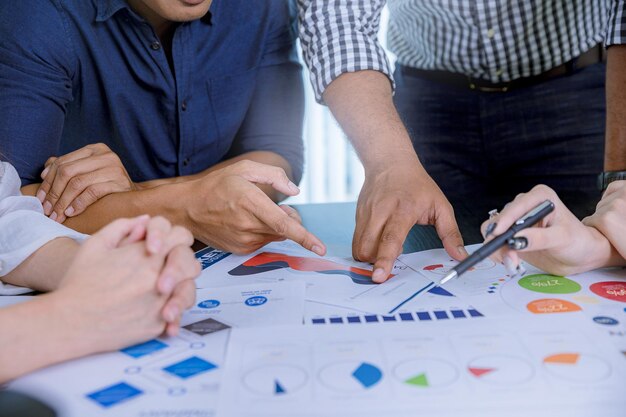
468;78;510;93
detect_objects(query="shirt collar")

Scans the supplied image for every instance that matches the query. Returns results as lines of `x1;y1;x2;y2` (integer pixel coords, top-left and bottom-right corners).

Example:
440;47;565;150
95;0;129;22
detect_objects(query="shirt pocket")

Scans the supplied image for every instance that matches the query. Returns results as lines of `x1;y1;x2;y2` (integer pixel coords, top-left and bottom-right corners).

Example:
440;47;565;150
206;67;258;157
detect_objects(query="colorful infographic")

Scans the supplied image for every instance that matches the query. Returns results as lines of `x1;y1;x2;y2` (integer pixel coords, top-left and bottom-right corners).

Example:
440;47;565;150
228;252;384;285
9;283;305;417
499;267;626;352
218;316;626;417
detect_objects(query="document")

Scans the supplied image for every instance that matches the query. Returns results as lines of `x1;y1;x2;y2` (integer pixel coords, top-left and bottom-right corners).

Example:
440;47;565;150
217;315;626;417
400;246;626;352
195;240;434;315
10;282;305;417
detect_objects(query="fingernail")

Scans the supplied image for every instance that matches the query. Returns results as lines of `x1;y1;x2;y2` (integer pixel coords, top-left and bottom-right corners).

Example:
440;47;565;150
516;263;527;277
457;245;468;258
161;276;175;294
41;166;49;178
287;181;300;194
50;211;58;222
503;256;517;275
57;215;66;224
43;201;52;215
64;206;75;217
372;268;387;283
36;189;46;203
485;222;497;237
312;245;323;256
507;237;528;251
167;305;179;322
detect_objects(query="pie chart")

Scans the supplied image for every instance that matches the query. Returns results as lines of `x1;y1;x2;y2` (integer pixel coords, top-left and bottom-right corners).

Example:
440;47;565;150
318;361;383;392
543;353;611;382
243;365;308;396
467;355;534;385
393;358;458;388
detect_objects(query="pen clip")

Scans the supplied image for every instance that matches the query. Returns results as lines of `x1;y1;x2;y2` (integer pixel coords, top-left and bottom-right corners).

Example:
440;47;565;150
514;200;553;226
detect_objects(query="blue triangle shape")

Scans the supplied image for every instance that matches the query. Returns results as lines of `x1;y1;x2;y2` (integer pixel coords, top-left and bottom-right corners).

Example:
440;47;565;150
275;380;286;394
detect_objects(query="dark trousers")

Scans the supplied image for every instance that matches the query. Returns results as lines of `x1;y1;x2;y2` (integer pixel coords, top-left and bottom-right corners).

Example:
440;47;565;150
394;63;606;243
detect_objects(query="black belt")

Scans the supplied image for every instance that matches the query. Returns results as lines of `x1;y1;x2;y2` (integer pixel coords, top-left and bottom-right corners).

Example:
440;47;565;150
400;44;606;93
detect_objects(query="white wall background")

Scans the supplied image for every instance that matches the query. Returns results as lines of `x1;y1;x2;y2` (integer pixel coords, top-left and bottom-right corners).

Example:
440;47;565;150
287;7;394;204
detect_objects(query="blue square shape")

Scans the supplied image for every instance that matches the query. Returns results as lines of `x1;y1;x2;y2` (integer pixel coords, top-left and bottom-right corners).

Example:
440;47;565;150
86;382;143;408
120;339;168;358
163;356;217;379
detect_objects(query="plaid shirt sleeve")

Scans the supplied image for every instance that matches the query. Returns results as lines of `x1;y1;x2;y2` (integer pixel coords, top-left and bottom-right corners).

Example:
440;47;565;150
606;0;626;46
297;0;394;103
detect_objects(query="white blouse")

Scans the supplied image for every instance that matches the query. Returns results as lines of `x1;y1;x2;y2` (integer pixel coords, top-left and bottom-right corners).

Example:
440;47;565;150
0;162;86;295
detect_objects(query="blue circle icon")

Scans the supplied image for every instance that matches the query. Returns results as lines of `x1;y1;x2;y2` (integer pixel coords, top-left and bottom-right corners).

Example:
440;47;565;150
197;299;220;309
245;296;268;307
593;316;619;326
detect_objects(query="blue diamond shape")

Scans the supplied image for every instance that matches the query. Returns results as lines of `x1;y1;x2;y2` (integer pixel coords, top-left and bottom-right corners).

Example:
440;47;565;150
86;382;143;408
163;356;217;379
120;339;168;358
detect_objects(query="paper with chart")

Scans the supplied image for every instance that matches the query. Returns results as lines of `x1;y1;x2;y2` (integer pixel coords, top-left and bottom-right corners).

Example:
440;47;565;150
217;315;626;417
400;246;626;353
10;282;305;417
195;240;434;315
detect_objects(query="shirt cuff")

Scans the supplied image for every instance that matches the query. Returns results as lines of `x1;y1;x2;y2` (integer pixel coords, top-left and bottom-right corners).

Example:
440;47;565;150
298;0;394;103
606;0;626;46
303;33;395;104
0;210;87;292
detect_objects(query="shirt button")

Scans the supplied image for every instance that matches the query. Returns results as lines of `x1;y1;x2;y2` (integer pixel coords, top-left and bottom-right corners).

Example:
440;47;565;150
494;68;503;76
181;101;188;111
487;28;495;38
183;158;190;167
150;41;161;51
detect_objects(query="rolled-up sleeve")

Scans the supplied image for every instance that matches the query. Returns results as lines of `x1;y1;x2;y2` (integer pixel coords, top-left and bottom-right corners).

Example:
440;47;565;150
226;1;305;184
0;163;86;294
606;0;626;46
297;0;394;103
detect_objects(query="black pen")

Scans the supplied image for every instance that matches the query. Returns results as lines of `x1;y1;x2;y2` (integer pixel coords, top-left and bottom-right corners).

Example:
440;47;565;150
437;200;555;287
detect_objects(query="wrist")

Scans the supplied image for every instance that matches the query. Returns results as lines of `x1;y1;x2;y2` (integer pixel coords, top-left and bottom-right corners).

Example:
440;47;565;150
14;294;95;372
166;180;199;233
581;226;622;271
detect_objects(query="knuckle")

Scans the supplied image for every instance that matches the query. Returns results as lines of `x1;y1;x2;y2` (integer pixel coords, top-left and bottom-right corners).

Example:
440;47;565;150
83;185;101;203
47;188;62;201
56;164;74;181
272;218;290;236
93;142;110;152
68;175;85;192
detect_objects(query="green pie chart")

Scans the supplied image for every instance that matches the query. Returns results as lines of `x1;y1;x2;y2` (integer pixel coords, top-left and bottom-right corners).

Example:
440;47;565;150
393;358;458;389
518;274;581;294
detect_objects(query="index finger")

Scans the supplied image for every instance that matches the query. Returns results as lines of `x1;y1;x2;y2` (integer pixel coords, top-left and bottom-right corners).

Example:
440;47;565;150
371;217;415;283
485;185;559;238
250;197;326;256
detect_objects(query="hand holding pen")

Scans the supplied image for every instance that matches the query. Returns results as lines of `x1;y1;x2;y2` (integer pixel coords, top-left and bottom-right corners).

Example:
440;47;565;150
437;198;555;287
478;185;621;277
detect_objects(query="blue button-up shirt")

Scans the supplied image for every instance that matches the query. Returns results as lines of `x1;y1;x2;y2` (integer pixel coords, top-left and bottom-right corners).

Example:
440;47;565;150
0;0;304;185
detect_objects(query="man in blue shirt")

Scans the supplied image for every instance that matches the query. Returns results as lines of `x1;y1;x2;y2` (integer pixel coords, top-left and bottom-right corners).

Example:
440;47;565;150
0;0;326;256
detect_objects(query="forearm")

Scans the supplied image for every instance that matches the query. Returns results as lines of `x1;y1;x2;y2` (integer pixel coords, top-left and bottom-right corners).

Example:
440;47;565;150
55;184;189;234
0;294;91;382
605;46;626;171
323;71;422;171
2;238;79;292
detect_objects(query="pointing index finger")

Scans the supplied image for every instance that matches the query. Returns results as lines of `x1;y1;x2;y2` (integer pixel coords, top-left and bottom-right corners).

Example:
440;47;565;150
250;196;326;256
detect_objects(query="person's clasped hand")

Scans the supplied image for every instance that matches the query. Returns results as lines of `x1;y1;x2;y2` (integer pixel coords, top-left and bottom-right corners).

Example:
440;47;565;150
51;215;200;354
